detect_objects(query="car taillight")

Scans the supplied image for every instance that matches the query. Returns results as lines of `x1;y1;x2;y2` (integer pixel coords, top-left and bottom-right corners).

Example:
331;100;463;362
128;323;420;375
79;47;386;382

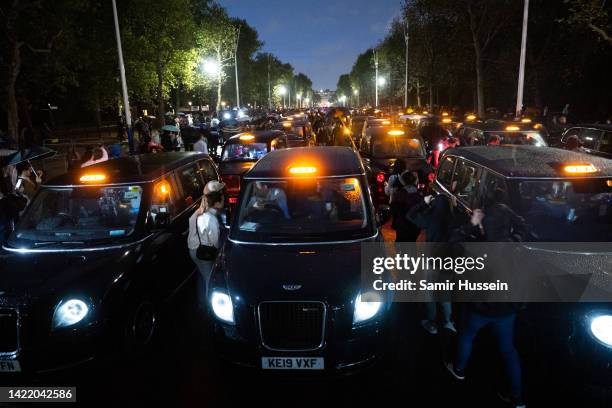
376;172;385;184
222;175;241;194
228;197;238;204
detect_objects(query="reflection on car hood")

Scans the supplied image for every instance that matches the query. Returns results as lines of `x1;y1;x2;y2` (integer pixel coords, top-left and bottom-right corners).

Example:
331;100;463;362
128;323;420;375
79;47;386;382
222;242;362;304
0;247;132;300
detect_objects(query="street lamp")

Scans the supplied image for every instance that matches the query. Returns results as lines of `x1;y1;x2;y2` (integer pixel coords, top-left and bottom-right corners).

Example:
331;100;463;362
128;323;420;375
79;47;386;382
203;59;220;76
304;97;310;108
376;77;386;107
296;93;302;108
353;89;359;107
279;85;287;108
339;95;347;107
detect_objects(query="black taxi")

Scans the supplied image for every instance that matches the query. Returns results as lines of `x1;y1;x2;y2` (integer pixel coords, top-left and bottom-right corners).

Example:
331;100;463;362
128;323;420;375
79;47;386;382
456;119;549;147
433;145;612;389
0;152;220;373
208;146;391;373
359;126;431;206
218;131;288;207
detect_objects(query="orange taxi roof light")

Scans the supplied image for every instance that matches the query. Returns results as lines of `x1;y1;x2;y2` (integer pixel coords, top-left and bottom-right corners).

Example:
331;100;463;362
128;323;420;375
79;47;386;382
466;114;477;120
155;180;171;196
289;166;317;175
387;130;405;136
80;174;106;183
240;134;255;141
382;120;391;125
506;125;520;131
442;118;452;123
282;122;292;128
521;118;532;123
442;112;449;117
564;164;597;174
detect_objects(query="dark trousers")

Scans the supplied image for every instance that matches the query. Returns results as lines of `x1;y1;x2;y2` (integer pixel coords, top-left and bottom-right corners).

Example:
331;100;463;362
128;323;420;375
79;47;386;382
455;309;522;398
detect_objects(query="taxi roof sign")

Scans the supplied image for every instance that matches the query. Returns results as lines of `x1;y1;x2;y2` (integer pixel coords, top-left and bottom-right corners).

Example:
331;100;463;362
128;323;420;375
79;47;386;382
564;163;597;174
80;174;106;183
240;134;255;141
289;166;317;175
387;130;405;136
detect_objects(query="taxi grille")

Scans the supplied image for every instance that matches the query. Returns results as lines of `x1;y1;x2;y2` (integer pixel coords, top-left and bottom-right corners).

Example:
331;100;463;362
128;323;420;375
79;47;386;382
258;302;325;351
0;308;19;354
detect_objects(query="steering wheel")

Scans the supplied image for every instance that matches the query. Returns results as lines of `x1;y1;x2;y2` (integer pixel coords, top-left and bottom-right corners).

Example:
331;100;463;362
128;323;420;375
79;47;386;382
56;212;78;227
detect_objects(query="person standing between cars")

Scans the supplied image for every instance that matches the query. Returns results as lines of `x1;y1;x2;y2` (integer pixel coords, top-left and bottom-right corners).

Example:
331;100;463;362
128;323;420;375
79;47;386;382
187;180;226;309
446;208;526;408
391;171;422;242
192;133;208;154
408;191;456;334
15;162;40;201
384;159;407;204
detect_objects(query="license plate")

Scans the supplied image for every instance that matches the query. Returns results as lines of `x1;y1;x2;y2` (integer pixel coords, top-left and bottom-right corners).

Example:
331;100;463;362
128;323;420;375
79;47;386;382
0;360;21;372
261;357;324;370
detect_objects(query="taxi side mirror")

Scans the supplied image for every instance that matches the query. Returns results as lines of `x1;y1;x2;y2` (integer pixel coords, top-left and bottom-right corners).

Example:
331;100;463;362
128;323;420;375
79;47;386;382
377;205;391;226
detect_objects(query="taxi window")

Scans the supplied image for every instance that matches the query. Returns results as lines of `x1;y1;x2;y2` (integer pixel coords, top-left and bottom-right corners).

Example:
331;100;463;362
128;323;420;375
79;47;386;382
222;142;267;161
600;132;612;153
481;172;508;206
13;185;143;244
580;128;602;149
198;159;218;181
176;164;205;207
452;159;481;206
436;155;456;188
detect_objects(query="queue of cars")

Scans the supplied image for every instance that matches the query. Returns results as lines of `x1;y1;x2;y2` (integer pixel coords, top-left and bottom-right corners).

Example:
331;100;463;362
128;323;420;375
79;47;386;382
1;110;612;394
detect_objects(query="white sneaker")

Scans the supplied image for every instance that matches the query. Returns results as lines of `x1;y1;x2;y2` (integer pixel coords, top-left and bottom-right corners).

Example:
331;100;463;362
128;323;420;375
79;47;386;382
421;319;438;334
443;321;457;333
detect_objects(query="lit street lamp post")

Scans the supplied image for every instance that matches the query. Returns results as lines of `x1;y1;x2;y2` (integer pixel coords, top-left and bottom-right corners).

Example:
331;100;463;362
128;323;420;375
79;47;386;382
353;89;359;108
279;85;287;108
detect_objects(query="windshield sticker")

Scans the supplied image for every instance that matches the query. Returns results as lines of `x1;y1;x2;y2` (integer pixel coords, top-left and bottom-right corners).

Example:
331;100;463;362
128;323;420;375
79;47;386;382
124;192;140;200
240;222;258;231
109;229;126;237
341;183;356;191
129;186;140;193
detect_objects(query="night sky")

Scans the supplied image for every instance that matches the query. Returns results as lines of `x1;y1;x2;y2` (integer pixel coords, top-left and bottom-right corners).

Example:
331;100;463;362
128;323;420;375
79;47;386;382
220;0;403;90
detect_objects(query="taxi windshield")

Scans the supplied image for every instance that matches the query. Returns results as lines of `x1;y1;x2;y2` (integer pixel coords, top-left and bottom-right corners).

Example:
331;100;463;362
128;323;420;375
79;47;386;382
11;185;143;245
232;177;372;242
372;136;424;158
222;142;268;161
513;178;612;241
486;131;547;146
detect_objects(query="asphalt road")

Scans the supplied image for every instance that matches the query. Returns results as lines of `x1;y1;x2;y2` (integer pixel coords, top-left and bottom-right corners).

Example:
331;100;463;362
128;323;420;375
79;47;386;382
2;226;610;407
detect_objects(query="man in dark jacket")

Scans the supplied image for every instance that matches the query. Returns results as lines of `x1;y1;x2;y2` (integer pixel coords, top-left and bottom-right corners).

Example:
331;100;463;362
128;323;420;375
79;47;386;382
446;209;526;408
391;171;422;242
407;192;456;333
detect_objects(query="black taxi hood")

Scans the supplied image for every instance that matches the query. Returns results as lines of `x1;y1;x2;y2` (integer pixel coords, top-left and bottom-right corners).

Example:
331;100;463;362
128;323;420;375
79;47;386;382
0;247;131;298
218;160;257;176
221;241;363;304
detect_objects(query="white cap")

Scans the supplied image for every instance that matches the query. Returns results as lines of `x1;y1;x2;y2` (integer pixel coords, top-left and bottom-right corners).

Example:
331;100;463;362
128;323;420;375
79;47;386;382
205;180;225;194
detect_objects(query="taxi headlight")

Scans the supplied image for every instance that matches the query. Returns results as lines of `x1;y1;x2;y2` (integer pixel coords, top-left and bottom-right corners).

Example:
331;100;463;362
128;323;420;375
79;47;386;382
211;290;234;325
353;291;382;325
53;299;89;329
589;315;612;348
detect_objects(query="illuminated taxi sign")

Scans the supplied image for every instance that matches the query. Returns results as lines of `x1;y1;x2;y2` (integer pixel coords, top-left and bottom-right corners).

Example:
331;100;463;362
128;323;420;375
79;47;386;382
607;180;612;187
533;123;543;129
240;134;255;141
563;163;597;174
506;125;520;131
80;174;106;183
155;180;171;196
422;111;429;115
442;118;452;124
382;120;391;125
289;166;317;175
387;130;405;136
521;118;532;123
441;112;449;117
466;114;477;121
282;122;292;128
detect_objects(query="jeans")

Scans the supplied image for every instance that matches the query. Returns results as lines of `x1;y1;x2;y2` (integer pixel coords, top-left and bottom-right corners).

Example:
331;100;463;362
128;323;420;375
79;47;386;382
455;309;522;399
425;301;452;323
189;249;214;309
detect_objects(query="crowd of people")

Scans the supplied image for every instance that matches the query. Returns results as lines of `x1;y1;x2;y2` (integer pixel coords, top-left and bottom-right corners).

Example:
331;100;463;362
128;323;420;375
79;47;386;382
383;150;528;407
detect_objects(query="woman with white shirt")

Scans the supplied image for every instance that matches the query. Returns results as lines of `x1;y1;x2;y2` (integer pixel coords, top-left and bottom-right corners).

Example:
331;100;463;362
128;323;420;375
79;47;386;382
188;180;225;309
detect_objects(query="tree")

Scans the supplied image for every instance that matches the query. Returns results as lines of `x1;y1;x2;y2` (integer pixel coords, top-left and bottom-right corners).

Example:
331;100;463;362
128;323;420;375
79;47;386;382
336;74;352;102
564;0;612;45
